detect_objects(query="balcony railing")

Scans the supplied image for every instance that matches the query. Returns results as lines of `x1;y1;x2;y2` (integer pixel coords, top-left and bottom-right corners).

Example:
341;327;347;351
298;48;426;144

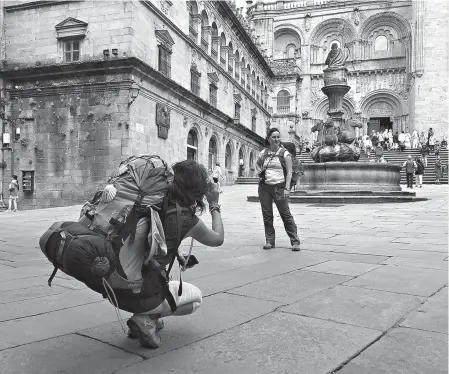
251;89;255;97
277;106;290;115
220;57;226;67
246;84;250;91
201;38;208;53
228;65;233;75
189;27;198;42
211;48;218;62
235;72;240;81
241;79;245;87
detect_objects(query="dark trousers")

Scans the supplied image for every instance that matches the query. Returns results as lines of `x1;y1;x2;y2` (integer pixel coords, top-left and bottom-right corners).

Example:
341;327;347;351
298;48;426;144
258;183;300;245
406;173;414;187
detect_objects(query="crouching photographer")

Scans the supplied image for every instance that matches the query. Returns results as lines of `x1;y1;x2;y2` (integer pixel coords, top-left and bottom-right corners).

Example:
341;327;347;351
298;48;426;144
126;160;224;348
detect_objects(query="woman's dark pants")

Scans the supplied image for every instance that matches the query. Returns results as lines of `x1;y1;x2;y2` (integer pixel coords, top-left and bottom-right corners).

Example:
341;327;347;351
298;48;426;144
406;173;414;188
258;183;300;245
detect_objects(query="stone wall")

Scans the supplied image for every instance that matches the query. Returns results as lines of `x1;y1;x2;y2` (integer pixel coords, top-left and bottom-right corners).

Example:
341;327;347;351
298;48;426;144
410;0;449;141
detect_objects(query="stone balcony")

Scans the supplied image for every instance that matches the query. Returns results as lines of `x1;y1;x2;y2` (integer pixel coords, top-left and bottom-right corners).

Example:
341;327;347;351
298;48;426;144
269;58;301;76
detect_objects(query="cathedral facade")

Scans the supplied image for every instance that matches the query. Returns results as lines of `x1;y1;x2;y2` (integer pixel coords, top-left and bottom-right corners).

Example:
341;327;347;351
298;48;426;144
249;0;448;143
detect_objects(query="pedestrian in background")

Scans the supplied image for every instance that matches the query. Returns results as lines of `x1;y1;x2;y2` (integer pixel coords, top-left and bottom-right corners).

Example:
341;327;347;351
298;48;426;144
256;128;301;251
7;175;19;212
404;131;412;149
402;155;417;188
415;157;425;188
211;162;224;193
412;129;419;148
421;145;429;167
434;156;443;184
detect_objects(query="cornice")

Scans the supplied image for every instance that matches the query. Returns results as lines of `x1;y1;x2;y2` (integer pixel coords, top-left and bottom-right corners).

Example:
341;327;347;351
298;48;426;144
5;0;78;12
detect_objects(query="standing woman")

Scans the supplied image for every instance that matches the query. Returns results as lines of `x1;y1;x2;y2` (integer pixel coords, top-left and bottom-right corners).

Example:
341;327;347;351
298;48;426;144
415;156;425;188
256;128;301;251
7;175;19;212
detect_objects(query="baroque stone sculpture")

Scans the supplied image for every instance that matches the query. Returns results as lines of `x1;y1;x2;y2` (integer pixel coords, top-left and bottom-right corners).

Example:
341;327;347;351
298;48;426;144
325;43;348;69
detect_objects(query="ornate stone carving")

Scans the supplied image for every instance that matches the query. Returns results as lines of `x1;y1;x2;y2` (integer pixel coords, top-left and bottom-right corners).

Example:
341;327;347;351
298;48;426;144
183;116;188;128
304;14;312;32
325;43;349;68
55;17;88;40
159;0;173;15
205;126;209;136
367;102;394;117
155;29;175;52
156;102;170;139
353;8;360;25
302;110;310;119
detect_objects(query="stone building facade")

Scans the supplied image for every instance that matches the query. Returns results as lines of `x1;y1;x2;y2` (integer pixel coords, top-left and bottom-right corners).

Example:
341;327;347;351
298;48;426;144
249;0;448;142
0;0;273;209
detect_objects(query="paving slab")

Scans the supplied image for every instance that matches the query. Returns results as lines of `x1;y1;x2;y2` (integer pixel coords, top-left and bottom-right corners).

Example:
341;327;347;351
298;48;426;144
343;265;448;297
0;284;69;304
0;289;101;322
229;269;351;303
80;292;280;359
187;252;327;295
0;333;141;374
305;260;381;276
116;312;381;374
381;256;448;270
400;287;448;334
0;301;131;350
338;327;448;374
281;285;423;331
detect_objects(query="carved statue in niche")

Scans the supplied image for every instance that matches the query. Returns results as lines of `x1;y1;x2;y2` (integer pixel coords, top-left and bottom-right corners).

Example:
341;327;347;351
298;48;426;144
325;43;349;68
304;14;311;32
156;102;170;139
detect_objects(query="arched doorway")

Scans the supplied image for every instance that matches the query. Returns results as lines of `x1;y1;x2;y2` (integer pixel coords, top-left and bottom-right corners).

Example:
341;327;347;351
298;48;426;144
366;102;394;134
225;142;232;170
187;129;198;160
238;148;244;177
208;136;218;170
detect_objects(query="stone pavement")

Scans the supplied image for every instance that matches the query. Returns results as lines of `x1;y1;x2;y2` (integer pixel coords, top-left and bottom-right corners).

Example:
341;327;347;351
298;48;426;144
0;184;447;374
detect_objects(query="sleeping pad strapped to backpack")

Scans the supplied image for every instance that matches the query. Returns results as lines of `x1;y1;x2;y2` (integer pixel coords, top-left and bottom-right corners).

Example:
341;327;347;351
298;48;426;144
279;142;304;190
39;155;187;314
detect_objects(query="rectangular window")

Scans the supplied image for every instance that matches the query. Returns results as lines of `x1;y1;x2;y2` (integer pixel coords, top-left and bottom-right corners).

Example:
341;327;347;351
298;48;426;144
235;104;240;120
158;46;171;78
191;70;200;96
251;116;256;132
64;40;80;62
210;84;217;107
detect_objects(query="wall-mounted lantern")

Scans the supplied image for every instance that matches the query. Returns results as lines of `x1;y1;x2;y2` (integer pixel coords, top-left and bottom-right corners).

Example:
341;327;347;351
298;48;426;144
128;84;140;106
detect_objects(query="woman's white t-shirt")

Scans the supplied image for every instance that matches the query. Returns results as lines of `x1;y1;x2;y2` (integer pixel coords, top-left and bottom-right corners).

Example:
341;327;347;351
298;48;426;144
261;148;290;185
212;166;222;178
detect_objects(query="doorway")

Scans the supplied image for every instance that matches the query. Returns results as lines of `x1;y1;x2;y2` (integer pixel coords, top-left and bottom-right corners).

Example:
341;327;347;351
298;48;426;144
368;117;392;133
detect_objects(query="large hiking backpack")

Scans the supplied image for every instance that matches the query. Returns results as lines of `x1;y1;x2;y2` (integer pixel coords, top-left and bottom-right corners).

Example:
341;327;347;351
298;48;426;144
39;155;186;314
279;142;304;190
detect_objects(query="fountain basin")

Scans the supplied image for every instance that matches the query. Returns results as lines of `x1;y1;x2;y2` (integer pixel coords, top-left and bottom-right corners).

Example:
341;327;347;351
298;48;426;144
296;162;402;191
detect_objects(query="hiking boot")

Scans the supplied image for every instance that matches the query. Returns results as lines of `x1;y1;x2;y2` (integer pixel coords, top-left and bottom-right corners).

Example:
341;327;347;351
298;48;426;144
263;242;275;250
126;314;162;349
291;241;301;252
127;318;165;340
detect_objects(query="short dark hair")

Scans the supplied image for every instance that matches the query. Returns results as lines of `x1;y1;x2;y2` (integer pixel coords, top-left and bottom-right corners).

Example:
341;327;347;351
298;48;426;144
12;175;18;180
265;127;280;146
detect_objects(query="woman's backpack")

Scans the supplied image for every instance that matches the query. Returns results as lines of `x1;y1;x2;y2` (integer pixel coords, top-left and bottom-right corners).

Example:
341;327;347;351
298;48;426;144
279;142;304;190
39;155;185;314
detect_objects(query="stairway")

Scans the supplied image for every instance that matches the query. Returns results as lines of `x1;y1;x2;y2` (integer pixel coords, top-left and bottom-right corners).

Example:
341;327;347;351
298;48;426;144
236;148;448;185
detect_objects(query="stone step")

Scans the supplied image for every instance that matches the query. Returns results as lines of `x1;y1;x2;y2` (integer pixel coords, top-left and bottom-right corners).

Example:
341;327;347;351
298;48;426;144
247;195;428;204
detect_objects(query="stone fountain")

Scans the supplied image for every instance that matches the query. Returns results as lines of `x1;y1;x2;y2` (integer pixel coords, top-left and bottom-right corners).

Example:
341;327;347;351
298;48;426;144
290;43;421;201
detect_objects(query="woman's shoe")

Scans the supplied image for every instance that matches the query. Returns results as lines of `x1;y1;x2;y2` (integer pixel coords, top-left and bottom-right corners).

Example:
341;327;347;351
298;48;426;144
127;318;164;339
263;242;275;250
126;314;162;348
292;242;301;252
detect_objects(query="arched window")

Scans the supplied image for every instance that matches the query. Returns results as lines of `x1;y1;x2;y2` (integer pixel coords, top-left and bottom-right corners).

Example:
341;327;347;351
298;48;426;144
234;50;240;80
187;129;198;160
228;42;234;75
277;90;290;114
220;33;227;67
208;136;217;170
286;44;296;59
211;23;219;61
187;1;199;42
249;152;254;168
374;35;388;51
200;10;209;52
246;64;251;91
225;143;232;169
241;57;246;86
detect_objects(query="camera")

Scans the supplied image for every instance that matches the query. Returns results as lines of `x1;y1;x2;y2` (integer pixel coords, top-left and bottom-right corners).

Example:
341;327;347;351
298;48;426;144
258;170;266;185
180;254;199;269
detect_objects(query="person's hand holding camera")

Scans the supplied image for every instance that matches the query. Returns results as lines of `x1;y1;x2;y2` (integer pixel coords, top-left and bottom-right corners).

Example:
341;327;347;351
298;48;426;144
206;181;220;206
